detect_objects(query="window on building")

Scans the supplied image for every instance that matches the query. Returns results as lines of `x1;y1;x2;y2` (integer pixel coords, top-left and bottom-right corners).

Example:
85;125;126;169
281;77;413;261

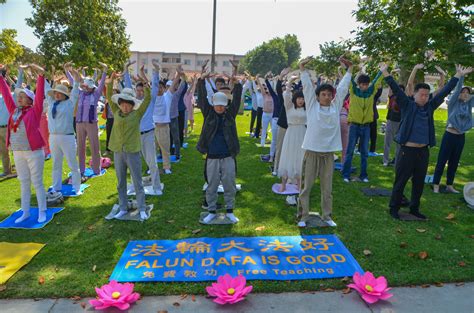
223;61;230;67
152;58;160;63
162;57;170;63
184;59;191;65
197;60;204;66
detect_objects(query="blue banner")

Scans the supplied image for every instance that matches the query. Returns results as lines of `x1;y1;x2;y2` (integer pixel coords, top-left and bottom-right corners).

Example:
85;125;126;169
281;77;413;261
110;235;363;282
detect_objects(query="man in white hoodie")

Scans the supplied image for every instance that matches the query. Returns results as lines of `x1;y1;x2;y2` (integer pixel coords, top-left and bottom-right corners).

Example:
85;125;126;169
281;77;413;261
297;56;353;228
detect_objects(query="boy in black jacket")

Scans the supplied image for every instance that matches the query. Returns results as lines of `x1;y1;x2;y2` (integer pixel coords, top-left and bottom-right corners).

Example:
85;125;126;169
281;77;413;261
197;69;242;224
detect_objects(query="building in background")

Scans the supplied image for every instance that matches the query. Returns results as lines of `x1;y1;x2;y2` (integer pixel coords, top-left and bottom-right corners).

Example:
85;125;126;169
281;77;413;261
129;51;244;78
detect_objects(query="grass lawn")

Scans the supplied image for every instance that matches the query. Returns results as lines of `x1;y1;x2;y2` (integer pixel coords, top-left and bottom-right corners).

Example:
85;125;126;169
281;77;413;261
0;108;473;299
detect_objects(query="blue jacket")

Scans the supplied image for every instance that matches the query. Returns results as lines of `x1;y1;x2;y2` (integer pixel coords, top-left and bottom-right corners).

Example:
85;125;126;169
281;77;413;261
384;75;459;147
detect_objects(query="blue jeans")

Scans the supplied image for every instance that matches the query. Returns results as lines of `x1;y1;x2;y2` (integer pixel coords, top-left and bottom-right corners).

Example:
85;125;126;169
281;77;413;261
343;124;370;179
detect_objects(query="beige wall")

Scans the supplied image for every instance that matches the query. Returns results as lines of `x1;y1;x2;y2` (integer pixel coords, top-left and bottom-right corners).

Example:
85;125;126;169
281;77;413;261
130;51;243;78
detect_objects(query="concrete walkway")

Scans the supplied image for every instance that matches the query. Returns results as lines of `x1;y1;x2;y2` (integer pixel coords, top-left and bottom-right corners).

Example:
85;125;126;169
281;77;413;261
1;282;472;313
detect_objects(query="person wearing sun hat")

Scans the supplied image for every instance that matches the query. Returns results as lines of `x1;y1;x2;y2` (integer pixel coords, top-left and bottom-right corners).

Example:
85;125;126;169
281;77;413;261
107;74;152;220
0;63;48;223
70;62;108;177
44;67;82;197
196;64;243;224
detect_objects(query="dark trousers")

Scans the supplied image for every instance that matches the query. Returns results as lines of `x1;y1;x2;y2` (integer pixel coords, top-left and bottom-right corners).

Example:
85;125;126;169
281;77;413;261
250;108;257;133
254;107;263;138
169;117;181;157
105;118;114;151
433;131;465;185
389;146;429;212
178;110;186;145
369;120;377;152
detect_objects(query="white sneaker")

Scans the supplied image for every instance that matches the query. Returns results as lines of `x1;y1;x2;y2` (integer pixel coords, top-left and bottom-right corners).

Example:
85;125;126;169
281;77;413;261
203;213;217;224
325;219;337;227
297;221;306;228
362;178;369;183
139;211;149;220
114;210;128;219
226;213;239;223
164;169;172;175
383;162;388;167
286;195;297;206
343;178;350;183
151;189;163;196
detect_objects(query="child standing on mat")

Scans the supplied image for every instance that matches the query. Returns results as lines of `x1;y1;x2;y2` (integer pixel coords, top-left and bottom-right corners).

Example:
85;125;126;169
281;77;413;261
197;65;242;224
107;73;152;220
0;64;47;223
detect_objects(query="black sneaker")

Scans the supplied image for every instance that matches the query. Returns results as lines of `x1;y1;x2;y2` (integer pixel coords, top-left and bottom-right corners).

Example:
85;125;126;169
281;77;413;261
410;210;427;220
389;207;400;219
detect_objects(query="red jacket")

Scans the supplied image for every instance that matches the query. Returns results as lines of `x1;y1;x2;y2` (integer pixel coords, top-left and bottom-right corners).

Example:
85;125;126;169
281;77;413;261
0;75;45;151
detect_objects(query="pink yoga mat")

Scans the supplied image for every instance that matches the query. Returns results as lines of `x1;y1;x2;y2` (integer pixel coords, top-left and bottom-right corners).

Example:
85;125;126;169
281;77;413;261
272;183;300;195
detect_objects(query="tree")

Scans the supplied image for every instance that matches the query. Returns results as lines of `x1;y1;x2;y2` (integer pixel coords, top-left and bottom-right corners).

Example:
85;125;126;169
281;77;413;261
16;46;45;66
0;29;24;64
27;0;131;70
306;40;361;79
240;34;301;75
353;0;474;83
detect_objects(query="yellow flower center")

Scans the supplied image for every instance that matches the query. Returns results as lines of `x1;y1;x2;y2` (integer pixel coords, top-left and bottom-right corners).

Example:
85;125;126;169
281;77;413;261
112;291;121;299
227;288;235;295
365;285;373;292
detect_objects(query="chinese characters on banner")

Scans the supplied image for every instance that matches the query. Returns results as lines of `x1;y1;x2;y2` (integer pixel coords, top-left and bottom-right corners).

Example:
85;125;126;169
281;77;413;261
110;235;364;282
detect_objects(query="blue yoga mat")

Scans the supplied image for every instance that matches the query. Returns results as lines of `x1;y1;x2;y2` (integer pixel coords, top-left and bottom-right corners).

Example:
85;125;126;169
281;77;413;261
157;155;180;163
68;168;106;178
334;162;356;173
48;184;89;197
0;207;64;229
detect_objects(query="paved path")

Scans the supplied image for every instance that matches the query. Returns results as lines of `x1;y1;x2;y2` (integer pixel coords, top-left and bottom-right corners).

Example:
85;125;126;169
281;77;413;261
1;282;472;313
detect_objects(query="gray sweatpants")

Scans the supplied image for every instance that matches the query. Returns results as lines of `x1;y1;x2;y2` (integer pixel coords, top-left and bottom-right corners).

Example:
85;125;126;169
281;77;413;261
383;120;400;164
206;157;236;212
114;151;145;212
140;130;162;192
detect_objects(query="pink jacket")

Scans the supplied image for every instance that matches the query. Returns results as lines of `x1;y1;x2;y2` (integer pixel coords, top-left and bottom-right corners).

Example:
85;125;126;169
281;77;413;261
183;92;195;121
0;75;45;151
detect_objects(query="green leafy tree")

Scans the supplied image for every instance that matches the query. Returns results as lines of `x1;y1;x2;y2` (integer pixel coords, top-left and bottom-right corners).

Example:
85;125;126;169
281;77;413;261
240;34;301;75
306;40;361;79
0;29;24;64
27;0;131;70
353;0;474;83
16;46;45;66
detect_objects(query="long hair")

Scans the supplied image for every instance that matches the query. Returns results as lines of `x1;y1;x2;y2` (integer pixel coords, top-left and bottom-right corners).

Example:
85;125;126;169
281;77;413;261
292;90;305;110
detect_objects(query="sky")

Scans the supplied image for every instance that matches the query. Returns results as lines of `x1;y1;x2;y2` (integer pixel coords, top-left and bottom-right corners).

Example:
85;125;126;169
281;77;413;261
0;0;360;57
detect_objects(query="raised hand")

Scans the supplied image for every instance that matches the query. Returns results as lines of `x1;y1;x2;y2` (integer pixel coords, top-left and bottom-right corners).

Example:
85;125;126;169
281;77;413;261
414;63;425;70
434;65;447;76
339;57;353;70
379;62;389;76
70;68;81;82
201;60;209;73
229;59;238;69
152;60;160;71
98;62;108;71
30;64;45;76
299;56;313;70
455;65;473;76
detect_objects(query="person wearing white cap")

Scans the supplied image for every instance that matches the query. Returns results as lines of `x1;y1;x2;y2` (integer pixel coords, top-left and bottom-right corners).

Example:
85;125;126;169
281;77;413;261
44;67;82;196
196;67;243;224
0;64;48;223
107;73;152;220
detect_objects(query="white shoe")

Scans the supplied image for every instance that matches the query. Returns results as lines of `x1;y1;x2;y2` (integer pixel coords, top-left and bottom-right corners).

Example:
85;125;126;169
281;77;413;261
15;210;30;223
383;162;388;167
151;189;163;196
226;213;239;223
114;210;128;219
325;219;337;227
297;221;306;228
139;211;149;220
203;213;217;224
343;178;350;183
37;210;47;223
362;178;369;183
286;195;297;205
164;169;172;175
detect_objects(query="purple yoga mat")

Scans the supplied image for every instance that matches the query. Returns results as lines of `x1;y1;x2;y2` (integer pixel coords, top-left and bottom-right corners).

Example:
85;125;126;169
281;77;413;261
272;183;300;195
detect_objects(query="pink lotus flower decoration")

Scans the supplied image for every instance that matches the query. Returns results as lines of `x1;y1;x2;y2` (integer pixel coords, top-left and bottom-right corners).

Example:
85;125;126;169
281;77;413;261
89;280;140;311
206;274;253;305
348;271;393;304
